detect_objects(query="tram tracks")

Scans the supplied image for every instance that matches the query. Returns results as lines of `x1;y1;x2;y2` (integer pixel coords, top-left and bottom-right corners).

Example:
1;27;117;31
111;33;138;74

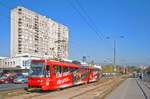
0;89;26;99
136;79;150;99
68;76;125;99
143;82;150;90
1;76;126;99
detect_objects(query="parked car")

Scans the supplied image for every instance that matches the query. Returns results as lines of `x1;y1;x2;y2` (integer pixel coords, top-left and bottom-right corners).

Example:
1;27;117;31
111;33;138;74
13;76;28;84
3;73;16;78
0;75;15;84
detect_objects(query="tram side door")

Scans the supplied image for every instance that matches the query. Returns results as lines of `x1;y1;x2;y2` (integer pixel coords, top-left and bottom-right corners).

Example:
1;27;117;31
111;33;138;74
45;65;50;78
53;65;63;87
62;66;71;86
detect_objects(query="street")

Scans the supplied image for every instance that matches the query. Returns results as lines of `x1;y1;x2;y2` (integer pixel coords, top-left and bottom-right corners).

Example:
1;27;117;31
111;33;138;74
0;76;125;99
1;77;150;99
105;78;150;99
0;84;27;91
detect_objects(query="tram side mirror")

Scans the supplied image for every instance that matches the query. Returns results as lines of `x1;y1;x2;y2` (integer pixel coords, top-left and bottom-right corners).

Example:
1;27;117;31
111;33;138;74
46;65;50;71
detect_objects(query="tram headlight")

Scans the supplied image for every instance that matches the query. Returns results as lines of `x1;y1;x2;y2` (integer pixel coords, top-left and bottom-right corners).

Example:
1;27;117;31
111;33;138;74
46;82;49;86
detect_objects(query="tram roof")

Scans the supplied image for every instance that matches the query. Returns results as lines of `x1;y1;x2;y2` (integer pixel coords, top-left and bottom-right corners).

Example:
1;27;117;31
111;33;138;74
31;59;100;69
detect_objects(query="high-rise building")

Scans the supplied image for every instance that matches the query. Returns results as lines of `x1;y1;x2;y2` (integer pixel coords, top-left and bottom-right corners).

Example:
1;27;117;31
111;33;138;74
11;6;69;59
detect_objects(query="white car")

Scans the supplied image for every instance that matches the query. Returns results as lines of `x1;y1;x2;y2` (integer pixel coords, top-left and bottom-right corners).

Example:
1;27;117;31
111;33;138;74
14;76;28;84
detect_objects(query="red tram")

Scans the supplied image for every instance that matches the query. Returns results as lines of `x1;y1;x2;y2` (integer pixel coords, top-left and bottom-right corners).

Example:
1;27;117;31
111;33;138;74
28;59;101;91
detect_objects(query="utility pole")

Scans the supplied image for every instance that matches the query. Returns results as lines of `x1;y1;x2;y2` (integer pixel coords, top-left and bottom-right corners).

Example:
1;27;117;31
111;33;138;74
113;40;116;72
106;36;124;73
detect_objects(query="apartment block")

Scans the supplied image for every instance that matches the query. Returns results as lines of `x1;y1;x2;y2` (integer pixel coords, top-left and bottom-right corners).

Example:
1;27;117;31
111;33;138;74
11;6;68;59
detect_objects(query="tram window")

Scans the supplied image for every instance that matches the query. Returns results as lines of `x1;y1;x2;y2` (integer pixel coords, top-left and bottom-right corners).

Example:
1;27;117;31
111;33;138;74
64;67;69;73
45;65;50;77
54;66;62;74
75;68;79;72
69;67;74;73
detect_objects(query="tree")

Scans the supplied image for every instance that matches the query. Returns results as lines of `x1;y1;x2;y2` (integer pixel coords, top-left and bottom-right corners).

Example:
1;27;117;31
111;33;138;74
144;66;150;74
128;66;141;73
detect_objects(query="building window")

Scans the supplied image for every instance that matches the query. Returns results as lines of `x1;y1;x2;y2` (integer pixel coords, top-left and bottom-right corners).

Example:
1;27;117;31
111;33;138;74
18;24;22;27
18;18;22;20
18;11;22;14
18;21;22;24
18;28;22;31
18;44;22;46
18;8;22;11
18;41;22;43
35;50;38;53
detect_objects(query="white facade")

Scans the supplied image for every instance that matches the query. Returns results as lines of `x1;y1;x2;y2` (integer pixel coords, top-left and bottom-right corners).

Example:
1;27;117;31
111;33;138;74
11;6;69;59
1;54;41;69
0;57;8;69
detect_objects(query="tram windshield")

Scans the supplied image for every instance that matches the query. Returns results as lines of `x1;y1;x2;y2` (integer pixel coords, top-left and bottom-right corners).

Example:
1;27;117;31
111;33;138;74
29;62;44;77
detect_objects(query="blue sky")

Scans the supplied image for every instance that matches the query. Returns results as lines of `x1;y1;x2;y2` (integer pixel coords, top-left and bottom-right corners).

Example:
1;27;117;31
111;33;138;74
0;0;150;65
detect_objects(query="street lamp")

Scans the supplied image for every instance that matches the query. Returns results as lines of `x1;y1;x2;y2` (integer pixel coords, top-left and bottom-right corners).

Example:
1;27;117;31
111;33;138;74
106;36;124;72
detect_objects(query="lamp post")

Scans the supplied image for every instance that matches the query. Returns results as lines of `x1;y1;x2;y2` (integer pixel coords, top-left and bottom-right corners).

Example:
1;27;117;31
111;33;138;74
106;36;124;72
113;39;116;72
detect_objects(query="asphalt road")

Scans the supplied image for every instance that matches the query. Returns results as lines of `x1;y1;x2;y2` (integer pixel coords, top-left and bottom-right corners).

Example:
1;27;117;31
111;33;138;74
0;83;27;91
105;78;150;99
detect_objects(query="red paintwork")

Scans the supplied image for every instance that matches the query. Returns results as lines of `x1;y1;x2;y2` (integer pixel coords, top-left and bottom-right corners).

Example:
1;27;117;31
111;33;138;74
28;60;101;91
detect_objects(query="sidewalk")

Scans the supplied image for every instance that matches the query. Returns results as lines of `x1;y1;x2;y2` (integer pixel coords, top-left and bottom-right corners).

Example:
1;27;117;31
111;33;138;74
105;78;147;99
